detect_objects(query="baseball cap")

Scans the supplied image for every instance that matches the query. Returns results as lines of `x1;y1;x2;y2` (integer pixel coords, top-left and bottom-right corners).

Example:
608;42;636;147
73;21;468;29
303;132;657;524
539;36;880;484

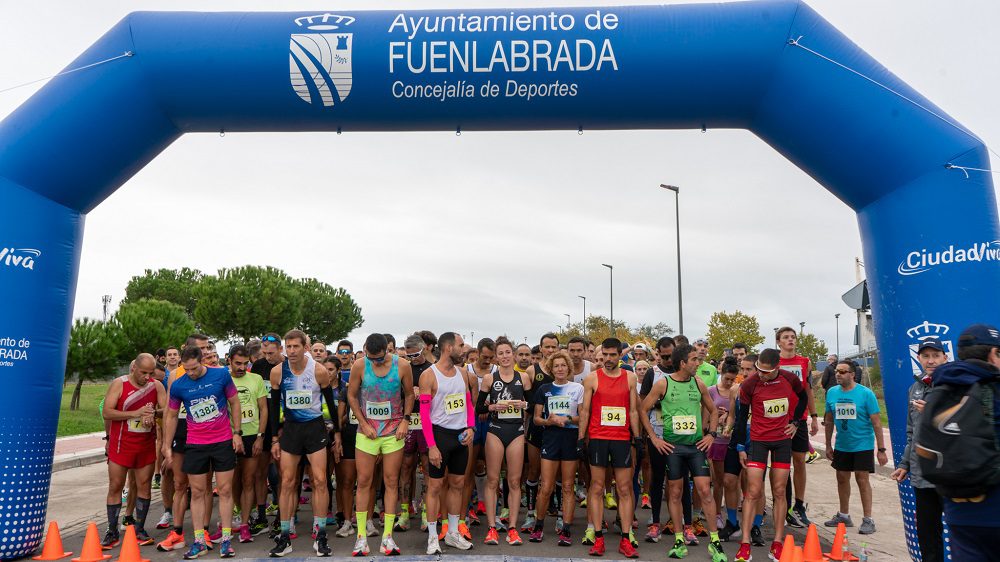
957;323;1000;348
633;343;649;352
917;337;944;353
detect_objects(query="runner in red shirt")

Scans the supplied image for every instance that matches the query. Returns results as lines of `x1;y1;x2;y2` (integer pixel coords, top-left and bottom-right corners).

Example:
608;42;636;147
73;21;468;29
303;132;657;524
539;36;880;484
578;338;640;558
102;353;167;549
776;327;819;528
731;348;807;562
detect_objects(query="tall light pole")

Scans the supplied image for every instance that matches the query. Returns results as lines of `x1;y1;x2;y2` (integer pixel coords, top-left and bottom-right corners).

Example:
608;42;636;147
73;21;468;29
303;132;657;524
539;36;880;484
602;263;614;335
578;295;587;337
101;294;112;322
660;184;683;335
799;322;806;335
835;313;841;356
564;313;571;330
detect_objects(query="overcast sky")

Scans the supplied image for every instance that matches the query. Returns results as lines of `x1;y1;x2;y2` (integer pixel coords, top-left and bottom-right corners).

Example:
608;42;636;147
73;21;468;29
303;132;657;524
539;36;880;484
2;1;997;355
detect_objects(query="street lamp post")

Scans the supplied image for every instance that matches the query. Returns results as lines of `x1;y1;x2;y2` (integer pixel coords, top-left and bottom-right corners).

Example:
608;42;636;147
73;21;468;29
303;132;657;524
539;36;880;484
564;313;571;330
660;184;683;335
578;295;587;337
835;313;841;356
799;322;805;335
602;263;614;335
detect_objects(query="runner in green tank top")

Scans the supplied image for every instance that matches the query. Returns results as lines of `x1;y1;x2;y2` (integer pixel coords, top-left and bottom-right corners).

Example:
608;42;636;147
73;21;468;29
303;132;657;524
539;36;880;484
660;374;703;446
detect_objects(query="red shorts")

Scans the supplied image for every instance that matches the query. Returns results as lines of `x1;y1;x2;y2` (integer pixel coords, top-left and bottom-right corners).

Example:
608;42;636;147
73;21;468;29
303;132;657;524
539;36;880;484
108;439;156;469
403;430;428;455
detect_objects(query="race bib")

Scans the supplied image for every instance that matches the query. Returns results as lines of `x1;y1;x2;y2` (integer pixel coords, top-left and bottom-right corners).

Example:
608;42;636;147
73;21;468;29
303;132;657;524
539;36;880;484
671;415;698;436
548;395;572;416
241;407;256;425
189;398;220;424
835;402;857;420
497;402;521;420
444;393;466;416
177;404;187;419
365;400;392;421
285;390;312;410
762;398;789;419
127;417;151;433
600;405;626;427
349;409;358;425
409;412;422;430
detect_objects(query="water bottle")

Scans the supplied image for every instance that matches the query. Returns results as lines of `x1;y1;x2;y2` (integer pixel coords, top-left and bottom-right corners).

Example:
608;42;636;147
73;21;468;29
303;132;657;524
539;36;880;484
858;541;870;562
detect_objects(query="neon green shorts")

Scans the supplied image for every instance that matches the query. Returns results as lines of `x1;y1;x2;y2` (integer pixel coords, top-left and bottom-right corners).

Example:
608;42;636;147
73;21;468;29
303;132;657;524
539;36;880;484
355;433;405;456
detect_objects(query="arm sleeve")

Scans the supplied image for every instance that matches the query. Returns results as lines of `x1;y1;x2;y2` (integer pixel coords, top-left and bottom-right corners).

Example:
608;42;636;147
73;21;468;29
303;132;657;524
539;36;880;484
269;388;282;435
791;376;808;420
420;394;435;448
466;391;475;428
476;389;489;415
732;399;750;447
322;386;339;431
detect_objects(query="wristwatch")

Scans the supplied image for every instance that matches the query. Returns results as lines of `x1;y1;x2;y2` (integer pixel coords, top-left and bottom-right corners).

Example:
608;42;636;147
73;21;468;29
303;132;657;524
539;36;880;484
709;431;718;438
878;448;886;452
256;432;264;438
235;429;243;436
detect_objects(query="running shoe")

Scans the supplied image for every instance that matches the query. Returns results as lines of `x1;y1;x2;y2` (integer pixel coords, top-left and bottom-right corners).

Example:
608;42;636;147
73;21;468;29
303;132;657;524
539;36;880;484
182;542;208;560
629;530;639;548
302;477;312;492
269;535;292;558
858;517;876;535
152;474;161;490
269;518;281;539
557;528;572;546
805;450;821;464
100;529;120;551
555;516;564;532
444;531;473;550
528;526;544;542
792;503;811;527
692;517;709;537
119;515;135;531
156;531;185;552
311;523;319;541
619;536;638;558
588;535;605;556
155;511;173;530
298;496;308;505
640;493;651;509
684;525;699;546
458;522;472;541
135;530;154;546
718;520;740;542
420;507;428;531
239;525;253;543
786;504;808;528
314;533;331;557
219;538;235;558
351;537;370;557
381;536;400;556
265;503;279;516
824;513;854;528
582;527;596;545
476;500;487;515
336;520;354;538
499;507;510;527
507;528;523;545
769;540;783;561
437;522;448;541
668;537;688;558
645;523;661;543
366;519;378;537
750;525;765;547
495;517;507;532
394;511;410;532
708;539;726;562
484;527;499;545
521;511;537;532
426;534;442;555
209;525;223;544
580;497;588;508
735;542;752;562
468;509;481;526
604;492;617;509
663;519;676;535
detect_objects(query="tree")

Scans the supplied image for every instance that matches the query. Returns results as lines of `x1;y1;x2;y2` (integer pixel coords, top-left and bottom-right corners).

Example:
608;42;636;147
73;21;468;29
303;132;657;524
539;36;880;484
296;278;364;344
115;299;195;362
557;316;673;347
705;310;765;360
65;318;122;410
123;268;203;317
796;332;830;365
194;266;303;343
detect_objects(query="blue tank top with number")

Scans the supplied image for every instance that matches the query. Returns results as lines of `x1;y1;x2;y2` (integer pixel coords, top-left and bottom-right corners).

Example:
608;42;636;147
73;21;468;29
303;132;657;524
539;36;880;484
281;355;323;423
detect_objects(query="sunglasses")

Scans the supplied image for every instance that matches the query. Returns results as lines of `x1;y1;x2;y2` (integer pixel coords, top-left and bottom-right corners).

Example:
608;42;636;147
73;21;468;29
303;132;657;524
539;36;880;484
403;352;422;359
367;354;387;364
261;335;280;343
337;349;352;355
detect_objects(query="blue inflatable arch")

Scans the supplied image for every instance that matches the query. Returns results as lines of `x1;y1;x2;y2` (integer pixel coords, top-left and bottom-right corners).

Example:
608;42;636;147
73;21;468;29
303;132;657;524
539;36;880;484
0;0;994;558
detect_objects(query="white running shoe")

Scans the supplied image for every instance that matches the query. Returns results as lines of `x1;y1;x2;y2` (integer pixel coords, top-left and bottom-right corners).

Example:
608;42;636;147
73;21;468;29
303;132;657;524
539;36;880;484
336;521;354;538
351;536;369;557
381;536;400;555
366;520;378;537
426;534;442;555
155;511;173;530
444;531;473;550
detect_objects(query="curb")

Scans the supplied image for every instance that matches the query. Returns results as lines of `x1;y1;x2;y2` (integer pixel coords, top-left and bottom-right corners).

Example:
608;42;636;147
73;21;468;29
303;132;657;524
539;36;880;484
52;449;105;473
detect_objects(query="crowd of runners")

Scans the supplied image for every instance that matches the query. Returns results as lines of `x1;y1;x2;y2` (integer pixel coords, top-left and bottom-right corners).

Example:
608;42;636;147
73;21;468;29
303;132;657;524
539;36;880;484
99;326;891;562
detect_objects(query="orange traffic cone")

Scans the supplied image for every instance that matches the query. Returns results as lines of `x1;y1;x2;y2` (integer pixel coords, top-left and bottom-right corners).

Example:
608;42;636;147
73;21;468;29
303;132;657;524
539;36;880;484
802;524;824;562
32;521;71;560
778;534;796;562
113;526;148;562
826;522;859;561
791;545;804;562
71;523;110;562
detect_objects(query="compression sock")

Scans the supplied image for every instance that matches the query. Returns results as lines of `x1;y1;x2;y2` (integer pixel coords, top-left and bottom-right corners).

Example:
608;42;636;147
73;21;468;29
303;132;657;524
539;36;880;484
727;508;739;526
448;514;459;532
194;529;206;545
526;480;539;512
382;514;395;539
356;512;367;538
107;503;121;533
222;528;232;540
710;531;719;542
134;497;151;532
280;520;291;537
427;522;437;537
753;514;763;527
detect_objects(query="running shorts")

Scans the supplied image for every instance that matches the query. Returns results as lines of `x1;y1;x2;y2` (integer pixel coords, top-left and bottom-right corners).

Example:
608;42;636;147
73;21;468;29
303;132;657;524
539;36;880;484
791;419;810;453
404;430;428;455
707;441;728;462
183;441;237;474
540;427;578;462
239;435;263;459
473;418;490;446
748;439;792;470
831;449;874;473
171;418;188;454
526;421;545;449
428;426;469;479
665;442;710;480
724;445;743;476
279;417;328;456
108;443;156;470
356;434;405;456
341;424;357;461
588;438;632;469
488;421;525;449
